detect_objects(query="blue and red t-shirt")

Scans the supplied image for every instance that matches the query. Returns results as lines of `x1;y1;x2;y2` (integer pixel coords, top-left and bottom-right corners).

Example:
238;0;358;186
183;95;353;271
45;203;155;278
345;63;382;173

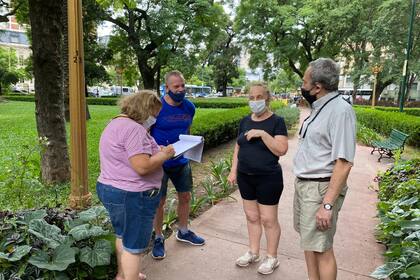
151;96;195;168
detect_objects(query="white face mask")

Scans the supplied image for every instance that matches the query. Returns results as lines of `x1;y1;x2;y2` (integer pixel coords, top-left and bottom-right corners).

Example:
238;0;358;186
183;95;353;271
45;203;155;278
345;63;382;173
249;100;267;115
142;116;156;130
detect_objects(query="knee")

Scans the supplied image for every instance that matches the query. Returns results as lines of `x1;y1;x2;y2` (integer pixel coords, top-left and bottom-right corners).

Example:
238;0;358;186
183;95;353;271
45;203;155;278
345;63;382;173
245;212;260;224
260;216;279;229
178;192;191;204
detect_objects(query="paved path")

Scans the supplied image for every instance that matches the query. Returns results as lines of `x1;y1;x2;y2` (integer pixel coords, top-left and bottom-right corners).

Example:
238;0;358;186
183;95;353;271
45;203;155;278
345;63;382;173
141;109;392;279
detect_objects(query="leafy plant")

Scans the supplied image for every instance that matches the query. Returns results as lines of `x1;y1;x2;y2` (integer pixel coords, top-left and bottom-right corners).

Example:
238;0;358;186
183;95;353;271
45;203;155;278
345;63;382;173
371;159;420;280
0;206;116;279
357;122;383;146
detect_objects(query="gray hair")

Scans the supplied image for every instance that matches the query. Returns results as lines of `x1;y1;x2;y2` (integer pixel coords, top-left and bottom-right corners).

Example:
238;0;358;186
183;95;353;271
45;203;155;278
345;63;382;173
164;70;185;85
308;58;340;91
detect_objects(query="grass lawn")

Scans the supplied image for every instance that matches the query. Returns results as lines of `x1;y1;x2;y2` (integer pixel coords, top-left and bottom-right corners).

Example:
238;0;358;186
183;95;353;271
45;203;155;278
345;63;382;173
0;101;227;210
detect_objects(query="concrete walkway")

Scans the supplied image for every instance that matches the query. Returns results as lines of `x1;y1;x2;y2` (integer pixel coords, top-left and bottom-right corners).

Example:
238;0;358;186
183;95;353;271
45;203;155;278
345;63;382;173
142;109;392;279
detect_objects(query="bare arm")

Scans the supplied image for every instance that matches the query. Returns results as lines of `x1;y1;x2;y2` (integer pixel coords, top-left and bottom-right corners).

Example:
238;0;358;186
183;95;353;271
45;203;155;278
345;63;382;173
129;146;175;176
316;158;353;231
227;143;240;185
260;133;288;157
246;129;288;156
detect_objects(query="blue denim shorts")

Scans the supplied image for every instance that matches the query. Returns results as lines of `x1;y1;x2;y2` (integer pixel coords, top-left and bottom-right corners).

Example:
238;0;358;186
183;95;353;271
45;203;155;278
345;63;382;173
96;182;161;254
160;163;193;197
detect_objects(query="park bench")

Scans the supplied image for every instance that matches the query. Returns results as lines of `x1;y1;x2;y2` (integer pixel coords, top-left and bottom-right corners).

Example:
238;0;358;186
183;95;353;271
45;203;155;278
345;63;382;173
371;129;409;162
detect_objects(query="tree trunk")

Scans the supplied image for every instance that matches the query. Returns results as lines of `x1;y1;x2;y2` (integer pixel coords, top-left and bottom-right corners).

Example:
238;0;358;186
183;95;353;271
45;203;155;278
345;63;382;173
405;73;417;102
28;0;70;184
62;0;70;122
222;77;228;97
0;83;2;95
155;65;161;96
137;55;156;89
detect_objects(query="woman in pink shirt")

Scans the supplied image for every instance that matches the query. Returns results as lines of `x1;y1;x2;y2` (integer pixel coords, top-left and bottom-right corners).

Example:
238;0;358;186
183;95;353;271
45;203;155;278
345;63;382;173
97;90;174;280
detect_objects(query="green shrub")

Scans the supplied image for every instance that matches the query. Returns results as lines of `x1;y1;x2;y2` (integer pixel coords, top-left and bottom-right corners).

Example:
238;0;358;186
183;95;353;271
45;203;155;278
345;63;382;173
4;95;35;102
354;107;420;147
371;159;420;280
0;206;116;279
4;95;287;109
275;106;300;129
191;101;284;148
357;123;383;146
354;105;420;117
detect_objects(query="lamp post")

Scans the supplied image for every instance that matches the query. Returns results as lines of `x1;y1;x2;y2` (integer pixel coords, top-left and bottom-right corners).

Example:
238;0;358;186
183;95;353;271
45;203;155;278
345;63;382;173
371;64;383;108
399;0;416;112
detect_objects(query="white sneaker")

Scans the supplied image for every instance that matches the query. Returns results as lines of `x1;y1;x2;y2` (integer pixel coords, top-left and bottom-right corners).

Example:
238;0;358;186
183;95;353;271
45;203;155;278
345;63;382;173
257;256;280;275
235;251;261;267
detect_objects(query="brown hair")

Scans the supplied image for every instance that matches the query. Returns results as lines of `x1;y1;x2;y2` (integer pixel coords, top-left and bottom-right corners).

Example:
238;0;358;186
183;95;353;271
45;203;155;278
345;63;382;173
118;90;162;123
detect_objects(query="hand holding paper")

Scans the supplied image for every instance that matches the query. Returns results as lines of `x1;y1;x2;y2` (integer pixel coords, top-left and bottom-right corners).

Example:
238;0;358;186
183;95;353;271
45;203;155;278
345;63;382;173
172;134;204;162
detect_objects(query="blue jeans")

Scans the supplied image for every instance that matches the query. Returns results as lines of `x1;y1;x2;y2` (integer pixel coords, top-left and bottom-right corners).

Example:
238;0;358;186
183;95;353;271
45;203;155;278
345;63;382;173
160;163;193;197
96;182;161;254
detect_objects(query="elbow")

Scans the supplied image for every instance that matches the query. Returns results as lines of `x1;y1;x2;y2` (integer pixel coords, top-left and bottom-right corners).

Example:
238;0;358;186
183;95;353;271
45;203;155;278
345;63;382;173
277;145;288;157
136;168;150;176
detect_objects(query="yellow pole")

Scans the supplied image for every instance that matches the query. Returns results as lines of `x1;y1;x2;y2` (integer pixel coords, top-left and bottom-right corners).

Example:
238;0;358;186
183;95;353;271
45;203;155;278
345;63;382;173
371;64;382;108
68;0;91;209
372;73;377;108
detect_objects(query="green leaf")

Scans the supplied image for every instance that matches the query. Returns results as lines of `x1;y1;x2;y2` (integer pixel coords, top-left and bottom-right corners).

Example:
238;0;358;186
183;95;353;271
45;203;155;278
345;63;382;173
19;209;47;225
0;245;31;262
399;197;418;206
28;244;76;271
406;264;420;278
68;224;108;241
371;262;402;279
80;239;113;268
401;220;420;231
28;219;67;249
78;206;107;222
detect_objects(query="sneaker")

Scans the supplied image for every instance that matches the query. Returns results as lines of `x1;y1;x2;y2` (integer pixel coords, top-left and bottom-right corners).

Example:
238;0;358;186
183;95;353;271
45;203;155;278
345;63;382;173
176;230;205;246
151;237;166;259
257;256;280;275
235;251;261;267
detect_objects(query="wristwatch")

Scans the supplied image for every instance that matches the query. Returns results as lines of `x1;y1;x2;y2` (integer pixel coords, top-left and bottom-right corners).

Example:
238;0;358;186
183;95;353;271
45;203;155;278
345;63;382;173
323;203;333;210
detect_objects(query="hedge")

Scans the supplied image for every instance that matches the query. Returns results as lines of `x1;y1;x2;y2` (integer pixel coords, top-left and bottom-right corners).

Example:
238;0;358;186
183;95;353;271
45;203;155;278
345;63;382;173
192;101;285;148
4;95;251;108
354;105;420;117
354;107;420;147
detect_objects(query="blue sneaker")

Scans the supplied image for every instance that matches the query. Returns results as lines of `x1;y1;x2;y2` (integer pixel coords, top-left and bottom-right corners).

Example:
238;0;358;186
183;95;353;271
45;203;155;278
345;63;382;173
151;237;166;259
176;230;205;246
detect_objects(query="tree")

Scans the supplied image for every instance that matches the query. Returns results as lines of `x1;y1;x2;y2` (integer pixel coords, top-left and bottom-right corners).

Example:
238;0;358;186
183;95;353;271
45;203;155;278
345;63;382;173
95;0;226;90
208;24;240;96
235;0;344;79
28;0;70;184
0;0;22;23
269;69;300;94
0;47;20;94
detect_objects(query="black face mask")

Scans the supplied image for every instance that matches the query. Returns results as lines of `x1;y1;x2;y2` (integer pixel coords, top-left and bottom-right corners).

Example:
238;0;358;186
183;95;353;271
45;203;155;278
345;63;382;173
301;87;317;105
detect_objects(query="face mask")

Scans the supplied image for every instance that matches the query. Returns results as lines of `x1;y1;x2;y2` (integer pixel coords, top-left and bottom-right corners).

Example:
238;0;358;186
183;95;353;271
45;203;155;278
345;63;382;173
249;100;267;116
301;86;317;105
142;116;156;130
167;90;186;103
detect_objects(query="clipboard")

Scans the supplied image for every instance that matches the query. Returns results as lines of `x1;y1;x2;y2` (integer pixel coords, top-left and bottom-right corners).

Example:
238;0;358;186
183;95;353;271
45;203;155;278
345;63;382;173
172;135;204;162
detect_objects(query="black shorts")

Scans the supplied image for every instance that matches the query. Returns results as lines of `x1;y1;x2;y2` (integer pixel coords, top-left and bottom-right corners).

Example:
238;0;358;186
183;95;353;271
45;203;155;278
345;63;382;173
237;171;284;205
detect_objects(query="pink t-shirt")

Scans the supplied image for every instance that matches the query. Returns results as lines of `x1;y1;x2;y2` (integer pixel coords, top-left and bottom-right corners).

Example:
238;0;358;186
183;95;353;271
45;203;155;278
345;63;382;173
98;117;163;192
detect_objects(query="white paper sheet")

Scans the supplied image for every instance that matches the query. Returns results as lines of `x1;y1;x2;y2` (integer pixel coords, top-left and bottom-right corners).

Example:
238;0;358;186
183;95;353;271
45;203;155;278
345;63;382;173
172;134;204;162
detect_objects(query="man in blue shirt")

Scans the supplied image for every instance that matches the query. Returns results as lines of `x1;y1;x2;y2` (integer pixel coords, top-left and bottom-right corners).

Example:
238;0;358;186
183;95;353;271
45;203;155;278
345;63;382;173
151;70;205;260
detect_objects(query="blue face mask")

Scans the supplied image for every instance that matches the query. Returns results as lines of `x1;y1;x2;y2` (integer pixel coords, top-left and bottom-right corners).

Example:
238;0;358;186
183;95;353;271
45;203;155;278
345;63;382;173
167;90;186;103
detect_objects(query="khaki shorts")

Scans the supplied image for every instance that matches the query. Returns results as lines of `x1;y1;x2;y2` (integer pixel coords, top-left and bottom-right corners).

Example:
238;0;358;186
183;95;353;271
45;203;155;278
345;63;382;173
293;178;347;252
